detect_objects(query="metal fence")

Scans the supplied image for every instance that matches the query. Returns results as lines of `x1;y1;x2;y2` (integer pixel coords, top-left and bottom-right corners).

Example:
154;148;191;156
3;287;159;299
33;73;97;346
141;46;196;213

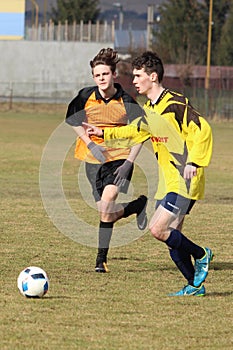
25;20;115;42
0;81;82;105
24;21;147;52
0;80;232;119
184;87;233;120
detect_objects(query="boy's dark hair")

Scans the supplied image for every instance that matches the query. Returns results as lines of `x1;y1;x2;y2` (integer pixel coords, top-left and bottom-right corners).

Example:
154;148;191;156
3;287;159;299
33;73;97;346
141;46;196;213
90;48;119;74
132;51;164;83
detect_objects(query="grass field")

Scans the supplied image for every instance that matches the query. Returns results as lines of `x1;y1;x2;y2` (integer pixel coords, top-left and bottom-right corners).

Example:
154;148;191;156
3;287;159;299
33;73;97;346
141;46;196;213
0;105;232;350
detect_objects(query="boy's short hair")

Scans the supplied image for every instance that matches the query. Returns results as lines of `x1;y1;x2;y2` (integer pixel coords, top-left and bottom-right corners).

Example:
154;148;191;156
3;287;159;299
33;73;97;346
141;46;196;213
90;48;119;73
132;51;164;83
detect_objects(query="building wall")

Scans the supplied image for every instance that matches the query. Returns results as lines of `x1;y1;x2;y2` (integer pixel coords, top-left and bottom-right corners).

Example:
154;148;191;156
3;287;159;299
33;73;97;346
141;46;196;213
0;41;113;102
0;0;25;40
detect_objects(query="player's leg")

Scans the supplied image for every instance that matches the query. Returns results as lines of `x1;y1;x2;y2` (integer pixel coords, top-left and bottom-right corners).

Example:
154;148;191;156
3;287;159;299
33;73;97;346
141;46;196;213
168;217;195;286
149;206;206;295
165;223;213;288
121;195;148;230
149;194;205;259
149;193;212;294
101;159;148;229
95;184;147;272
95;184;120;272
149;206;196;284
94;159;147;272
85;162;111;272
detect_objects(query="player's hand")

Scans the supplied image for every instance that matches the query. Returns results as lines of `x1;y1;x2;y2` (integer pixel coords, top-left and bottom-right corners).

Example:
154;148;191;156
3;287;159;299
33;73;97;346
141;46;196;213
87;141;106;163
82;122;103;137
113;160;133;187
183;164;197;180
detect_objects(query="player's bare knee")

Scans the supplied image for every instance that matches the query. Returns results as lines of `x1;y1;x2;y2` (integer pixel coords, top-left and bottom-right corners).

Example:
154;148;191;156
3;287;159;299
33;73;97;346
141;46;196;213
149;225;165;241
100;212;114;222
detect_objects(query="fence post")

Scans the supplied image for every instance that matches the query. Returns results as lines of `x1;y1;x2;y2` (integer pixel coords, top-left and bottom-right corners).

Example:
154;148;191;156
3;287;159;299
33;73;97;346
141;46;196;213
72;21;76;41
88;20;91;42
38;23;42;40
147;4;154;50
96;20;100;42
65;20;68;41
48;19;54;40
57;21;61;41
9;82;13;110
44;22;48;40
103;20;107;42
80;20;83;42
32;24;35;41
111;20;115;42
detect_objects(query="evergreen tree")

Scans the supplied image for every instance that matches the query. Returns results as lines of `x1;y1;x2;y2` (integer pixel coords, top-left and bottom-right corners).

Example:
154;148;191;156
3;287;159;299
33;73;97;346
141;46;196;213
215;1;233;65
210;0;230;57
51;0;100;24
155;0;208;65
155;0;231;66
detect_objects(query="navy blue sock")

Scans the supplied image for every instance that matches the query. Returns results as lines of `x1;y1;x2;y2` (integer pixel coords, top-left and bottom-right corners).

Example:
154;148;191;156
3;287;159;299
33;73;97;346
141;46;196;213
166;229;205;260
96;221;114;264
169;249;195;285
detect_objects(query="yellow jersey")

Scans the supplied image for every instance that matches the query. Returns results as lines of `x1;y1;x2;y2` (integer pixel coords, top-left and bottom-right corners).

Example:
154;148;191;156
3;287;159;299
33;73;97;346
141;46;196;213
104;89;213;200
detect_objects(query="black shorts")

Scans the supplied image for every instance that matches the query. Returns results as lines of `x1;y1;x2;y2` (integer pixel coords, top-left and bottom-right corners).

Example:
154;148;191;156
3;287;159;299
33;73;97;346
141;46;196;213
155;192;196;215
85;160;134;202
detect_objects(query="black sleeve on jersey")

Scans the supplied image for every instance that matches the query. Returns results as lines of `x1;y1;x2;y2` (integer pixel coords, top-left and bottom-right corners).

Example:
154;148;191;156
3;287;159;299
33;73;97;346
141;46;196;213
166;91;201;129
121;90;144;123
65;87;94;127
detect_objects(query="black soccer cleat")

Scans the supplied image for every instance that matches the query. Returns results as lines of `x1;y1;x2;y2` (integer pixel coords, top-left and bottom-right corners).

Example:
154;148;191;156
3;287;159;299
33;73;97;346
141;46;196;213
136;195;148;230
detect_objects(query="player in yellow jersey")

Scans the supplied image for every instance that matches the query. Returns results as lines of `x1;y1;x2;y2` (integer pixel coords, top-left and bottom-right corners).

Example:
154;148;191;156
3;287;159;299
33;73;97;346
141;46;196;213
85;51;214;295
66;48;148;273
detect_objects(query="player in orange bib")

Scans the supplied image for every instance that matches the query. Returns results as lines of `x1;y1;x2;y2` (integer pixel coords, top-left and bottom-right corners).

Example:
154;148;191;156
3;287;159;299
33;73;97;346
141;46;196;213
66;48;148;273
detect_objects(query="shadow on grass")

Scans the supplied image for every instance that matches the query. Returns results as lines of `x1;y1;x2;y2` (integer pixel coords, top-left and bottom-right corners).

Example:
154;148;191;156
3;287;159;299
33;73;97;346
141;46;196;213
112;258;233;271
207;291;233;297
212;262;233;270
124;262;233;273
79;260;233;275
111;257;142;261
44;295;79;300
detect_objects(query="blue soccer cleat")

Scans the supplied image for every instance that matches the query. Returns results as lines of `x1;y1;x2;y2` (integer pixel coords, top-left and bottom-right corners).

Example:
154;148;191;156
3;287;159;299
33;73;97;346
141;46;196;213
169;284;206;296
193;247;214;287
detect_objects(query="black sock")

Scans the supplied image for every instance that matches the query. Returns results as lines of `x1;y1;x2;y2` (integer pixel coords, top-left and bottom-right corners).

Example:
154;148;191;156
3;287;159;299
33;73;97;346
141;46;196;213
122;195;146;218
96;221;114;264
166;229;205;260
169;248;195;285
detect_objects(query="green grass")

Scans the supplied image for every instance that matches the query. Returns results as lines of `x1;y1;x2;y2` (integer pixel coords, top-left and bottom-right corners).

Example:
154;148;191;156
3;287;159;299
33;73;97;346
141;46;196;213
0;107;232;350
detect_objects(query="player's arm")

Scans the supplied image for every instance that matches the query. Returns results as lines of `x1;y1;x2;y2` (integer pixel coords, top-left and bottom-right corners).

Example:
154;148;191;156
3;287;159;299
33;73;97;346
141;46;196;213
127;143;143;163
183;116;213;179
66;96;106;163
71;125;91;145
183;164;198;180
70;125;105;163
65;89;91;143
82;119;150;170
186;117;213;167
83;121;150;147
113;143;143;186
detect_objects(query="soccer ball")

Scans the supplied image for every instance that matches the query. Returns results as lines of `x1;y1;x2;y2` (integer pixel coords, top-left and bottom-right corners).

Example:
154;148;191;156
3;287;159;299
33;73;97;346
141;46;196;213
17;266;49;298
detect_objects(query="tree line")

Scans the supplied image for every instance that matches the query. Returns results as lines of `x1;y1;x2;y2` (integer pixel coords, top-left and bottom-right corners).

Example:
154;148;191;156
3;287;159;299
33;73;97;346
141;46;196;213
51;0;233;66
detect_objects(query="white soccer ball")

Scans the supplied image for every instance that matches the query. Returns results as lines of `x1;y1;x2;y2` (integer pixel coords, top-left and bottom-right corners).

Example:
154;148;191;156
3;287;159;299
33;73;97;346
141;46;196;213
17;266;49;298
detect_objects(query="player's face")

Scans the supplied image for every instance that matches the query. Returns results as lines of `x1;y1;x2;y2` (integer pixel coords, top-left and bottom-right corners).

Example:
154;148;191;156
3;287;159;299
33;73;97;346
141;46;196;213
92;64;116;92
133;68;154;96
